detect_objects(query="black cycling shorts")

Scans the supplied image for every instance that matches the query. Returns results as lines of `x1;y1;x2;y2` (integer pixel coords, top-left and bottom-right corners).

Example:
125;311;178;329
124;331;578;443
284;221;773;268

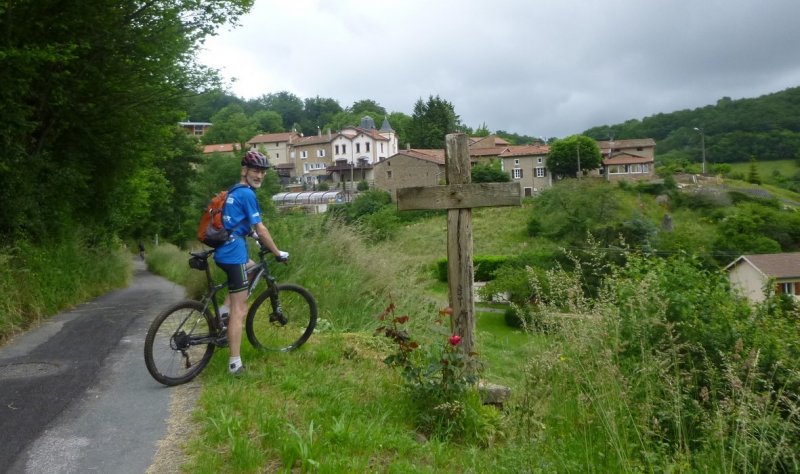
216;262;249;294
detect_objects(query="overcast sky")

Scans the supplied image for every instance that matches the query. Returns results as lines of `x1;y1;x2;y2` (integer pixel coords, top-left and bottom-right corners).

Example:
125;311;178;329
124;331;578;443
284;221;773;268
197;0;800;138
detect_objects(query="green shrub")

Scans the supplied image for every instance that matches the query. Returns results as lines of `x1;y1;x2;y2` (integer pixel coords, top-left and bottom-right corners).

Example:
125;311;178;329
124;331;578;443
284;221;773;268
436;255;511;282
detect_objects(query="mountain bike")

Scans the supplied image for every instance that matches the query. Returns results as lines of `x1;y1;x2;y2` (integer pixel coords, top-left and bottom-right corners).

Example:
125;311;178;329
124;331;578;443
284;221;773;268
144;243;317;386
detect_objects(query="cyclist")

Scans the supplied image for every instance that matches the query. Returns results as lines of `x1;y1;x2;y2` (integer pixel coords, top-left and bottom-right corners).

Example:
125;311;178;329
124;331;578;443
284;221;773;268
215;150;288;376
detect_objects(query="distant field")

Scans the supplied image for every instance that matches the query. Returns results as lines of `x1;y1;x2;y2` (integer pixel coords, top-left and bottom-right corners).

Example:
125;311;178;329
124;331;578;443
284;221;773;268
726;159;798;178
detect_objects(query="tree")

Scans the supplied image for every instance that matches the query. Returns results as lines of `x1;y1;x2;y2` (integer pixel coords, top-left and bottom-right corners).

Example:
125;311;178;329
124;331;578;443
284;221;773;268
252;110;284;133
350;99;386;118
201;105;259;151
301;96;343;135
0;0;254;242
406;95;461;148
471;160;510;183
546;135;602;177
256;91;304;131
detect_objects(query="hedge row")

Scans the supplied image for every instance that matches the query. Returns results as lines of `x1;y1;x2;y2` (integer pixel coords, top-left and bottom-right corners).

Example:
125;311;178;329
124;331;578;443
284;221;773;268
436;255;511;282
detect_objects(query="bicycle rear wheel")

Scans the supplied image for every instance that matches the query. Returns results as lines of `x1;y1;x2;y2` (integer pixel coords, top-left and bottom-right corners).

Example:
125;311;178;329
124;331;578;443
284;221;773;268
246;284;317;352
144;300;215;386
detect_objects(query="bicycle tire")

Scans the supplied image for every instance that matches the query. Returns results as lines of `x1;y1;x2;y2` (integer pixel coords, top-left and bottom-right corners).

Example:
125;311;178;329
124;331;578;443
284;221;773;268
144;300;216;386
246;284;317;352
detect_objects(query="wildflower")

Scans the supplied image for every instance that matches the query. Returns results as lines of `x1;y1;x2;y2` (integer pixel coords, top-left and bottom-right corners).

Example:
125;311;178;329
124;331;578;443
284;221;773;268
449;334;462;346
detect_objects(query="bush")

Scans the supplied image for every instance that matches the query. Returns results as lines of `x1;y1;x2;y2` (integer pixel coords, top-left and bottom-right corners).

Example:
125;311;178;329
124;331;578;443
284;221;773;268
436;255;511;282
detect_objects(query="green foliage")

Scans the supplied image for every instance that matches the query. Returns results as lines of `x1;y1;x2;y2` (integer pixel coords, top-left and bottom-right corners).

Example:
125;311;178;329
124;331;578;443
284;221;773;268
471;160;511;183
0;232;130;342
0;0;253;243
375;304;499;444
747;157;762;184
435;255;511;282
546;135;602;177
356;180;370;191
584;87;800;166
407;95;461;148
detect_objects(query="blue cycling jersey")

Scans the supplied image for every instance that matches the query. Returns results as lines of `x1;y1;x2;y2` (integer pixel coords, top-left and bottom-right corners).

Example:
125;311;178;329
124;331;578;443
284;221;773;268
213;184;262;264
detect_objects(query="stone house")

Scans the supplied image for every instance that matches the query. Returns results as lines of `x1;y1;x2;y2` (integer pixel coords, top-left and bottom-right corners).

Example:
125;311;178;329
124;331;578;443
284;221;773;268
372;149;445;200
246;131;301;168
498;145;552;197
595;138;656;181
292;130;335;186
725;253;800;303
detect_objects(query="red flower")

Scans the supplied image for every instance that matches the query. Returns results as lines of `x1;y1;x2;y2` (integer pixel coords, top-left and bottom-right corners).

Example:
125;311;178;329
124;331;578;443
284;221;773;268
449;335;462;346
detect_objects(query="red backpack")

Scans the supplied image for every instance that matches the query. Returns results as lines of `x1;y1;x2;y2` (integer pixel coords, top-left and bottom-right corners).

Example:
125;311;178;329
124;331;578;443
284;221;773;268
197;184;246;248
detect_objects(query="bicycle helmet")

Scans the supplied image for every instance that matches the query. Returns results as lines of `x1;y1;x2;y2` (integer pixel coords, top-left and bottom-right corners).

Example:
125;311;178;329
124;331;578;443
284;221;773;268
241;150;270;170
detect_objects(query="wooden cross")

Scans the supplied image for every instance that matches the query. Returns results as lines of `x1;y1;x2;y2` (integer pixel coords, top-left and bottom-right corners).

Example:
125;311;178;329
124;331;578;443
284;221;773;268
396;133;522;360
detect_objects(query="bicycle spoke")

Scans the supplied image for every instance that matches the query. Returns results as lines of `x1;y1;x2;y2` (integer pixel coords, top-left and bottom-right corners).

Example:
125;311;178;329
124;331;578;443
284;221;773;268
246;284;317;352
144;301;215;386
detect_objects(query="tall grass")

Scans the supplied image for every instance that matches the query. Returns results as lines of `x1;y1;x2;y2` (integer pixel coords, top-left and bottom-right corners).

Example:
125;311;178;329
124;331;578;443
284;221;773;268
148;210;799;472
0;233;130;343
509;251;800;472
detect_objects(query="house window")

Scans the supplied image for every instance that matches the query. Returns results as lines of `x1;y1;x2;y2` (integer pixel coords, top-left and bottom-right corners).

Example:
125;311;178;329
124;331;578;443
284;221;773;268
387;170;393;179
276;153;279;159
514;159;520;166
538;157;543;164
356;143;361;153
512;169;523;179
366;142;371;152
380;143;384;152
342;145;346;154
317;149;325;158
301;151;308;159
335;145;340;154
779;282;796;295
535;167;546;178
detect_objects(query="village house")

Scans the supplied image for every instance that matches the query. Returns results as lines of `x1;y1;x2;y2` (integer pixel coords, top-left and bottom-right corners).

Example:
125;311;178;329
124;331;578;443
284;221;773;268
595;138;656;181
179;121;212;137
725;252;800;303
246;131;301;167
327;116;398;190
292;130;335;187
498;145;552;197
468;135;511;164
372;148;446;200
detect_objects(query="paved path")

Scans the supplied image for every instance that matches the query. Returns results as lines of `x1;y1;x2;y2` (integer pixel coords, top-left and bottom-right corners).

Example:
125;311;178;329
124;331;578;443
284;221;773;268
0;259;187;473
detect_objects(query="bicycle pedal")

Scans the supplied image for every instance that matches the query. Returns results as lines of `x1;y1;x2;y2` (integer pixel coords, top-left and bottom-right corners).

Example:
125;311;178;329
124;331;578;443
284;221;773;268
215;335;228;347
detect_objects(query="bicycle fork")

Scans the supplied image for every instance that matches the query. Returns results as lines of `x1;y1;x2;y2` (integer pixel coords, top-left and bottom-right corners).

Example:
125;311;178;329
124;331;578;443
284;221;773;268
268;284;288;326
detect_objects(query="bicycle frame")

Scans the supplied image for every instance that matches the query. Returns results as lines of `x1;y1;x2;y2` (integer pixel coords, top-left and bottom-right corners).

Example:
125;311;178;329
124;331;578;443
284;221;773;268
191;246;281;331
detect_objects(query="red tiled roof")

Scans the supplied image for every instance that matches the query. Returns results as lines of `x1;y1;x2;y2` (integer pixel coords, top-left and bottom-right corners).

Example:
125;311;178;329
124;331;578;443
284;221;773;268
247;132;300;145
597;138;656;150
295;134;334;145
203;143;241;154
602;152;654;165
728;253;800;279
469;147;509;157
499;145;550;157
403;149;446;164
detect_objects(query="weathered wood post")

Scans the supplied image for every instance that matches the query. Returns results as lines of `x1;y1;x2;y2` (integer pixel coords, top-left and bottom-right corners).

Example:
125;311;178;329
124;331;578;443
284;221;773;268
396;133;522;361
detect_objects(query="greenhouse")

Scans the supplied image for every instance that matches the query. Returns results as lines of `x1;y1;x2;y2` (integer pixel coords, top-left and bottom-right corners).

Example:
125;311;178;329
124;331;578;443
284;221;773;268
271;191;349;213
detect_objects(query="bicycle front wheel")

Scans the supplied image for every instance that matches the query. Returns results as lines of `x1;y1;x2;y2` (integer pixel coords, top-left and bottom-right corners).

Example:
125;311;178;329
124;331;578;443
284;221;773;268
246;284;317;352
144;300;215;386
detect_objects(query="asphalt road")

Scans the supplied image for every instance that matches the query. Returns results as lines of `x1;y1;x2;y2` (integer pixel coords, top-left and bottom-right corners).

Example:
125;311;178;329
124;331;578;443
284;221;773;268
0;259;188;473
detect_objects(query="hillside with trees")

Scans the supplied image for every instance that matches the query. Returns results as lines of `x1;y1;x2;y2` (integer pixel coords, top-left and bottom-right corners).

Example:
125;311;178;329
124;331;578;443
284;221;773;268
583;86;800;168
